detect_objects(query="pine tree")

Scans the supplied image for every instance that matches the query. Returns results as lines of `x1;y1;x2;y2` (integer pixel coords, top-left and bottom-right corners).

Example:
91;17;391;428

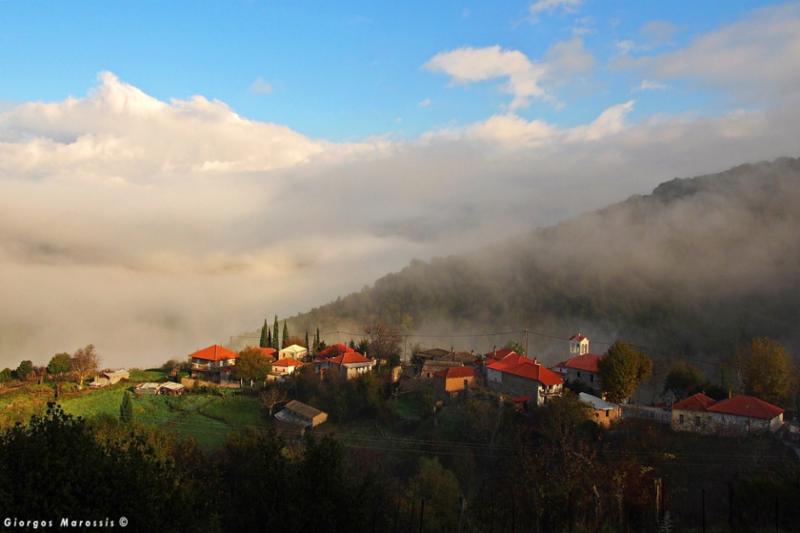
120;391;133;424
305;331;310;350
272;316;279;350
259;319;269;348
282;321;289;348
314;327;320;352
267;329;272;349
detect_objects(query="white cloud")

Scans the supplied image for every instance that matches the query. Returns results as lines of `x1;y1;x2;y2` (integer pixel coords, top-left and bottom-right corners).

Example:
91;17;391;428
637;80;667;91
620;4;800;101
1;50;799;368
639;20;678;46
424;45;551;110
418;98;432;108
544;37;595;78
249;77;273;95
530;0;581;16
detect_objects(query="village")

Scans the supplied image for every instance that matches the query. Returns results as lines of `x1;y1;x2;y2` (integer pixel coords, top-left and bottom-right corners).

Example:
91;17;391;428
59;325;792;442
1;322;798;531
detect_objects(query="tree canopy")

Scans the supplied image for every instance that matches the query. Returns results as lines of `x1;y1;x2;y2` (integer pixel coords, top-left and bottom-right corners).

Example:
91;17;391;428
71;344;99;387
737;337;795;405
232;347;272;382
598;341;652;403
15;360;34;380
47;353;72;377
663;360;706;400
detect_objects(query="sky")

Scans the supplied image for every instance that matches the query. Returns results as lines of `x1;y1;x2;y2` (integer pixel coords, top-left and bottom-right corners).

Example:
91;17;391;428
1;0;799;368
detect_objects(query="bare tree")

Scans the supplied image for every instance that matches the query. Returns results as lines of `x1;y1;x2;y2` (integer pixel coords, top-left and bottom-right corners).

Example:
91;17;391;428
71;344;99;388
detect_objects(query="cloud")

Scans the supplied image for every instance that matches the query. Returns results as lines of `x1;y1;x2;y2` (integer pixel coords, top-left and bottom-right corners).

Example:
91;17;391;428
619;3;800;102
249;77;273;95
639;20;678;46
418;98;432;108
544;37;595;78
637;80;667;91
529;0;582;16
424;45;551;110
1;32;800;368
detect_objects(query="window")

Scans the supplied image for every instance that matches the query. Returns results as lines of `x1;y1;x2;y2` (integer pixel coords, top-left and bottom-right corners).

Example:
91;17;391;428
605;409;610;417
577;371;582;378
678;414;684;424
590;374;594;383
694;416;701;426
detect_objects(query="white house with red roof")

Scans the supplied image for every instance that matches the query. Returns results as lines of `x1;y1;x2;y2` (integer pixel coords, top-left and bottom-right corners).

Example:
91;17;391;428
485;353;563;406
554;334;604;392
569;333;590;355
269;358;303;381
189;344;238;382
671;392;784;435
317;350;376;380
278;344;308;361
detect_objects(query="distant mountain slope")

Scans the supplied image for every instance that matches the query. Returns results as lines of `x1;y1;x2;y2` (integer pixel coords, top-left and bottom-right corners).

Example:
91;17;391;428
286;157;800;363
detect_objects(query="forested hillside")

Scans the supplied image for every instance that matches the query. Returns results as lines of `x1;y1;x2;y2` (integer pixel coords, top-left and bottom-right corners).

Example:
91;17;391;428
287;157;800;364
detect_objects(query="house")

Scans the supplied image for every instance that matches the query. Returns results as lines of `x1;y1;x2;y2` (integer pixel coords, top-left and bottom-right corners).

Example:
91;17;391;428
486;353;564;406
270;358;303;378
315;343;352;358
318;351;376;380
579;392;621;428
569;333;590;355
483;347;518;362
278;344;308;361
158;381;185;396
671;392;784;435
189;344;238;382
434;367;475;399
90;369;130;388
275;400;328;428
554;335;604;391
135;382;161;395
413;348;452;364
420;359;464;379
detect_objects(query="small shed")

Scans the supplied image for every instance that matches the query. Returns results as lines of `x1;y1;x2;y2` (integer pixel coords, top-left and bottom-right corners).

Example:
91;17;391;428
158;382;185;396
90;369;130;388
135;382;161;395
275;400;328;428
579;392;621;428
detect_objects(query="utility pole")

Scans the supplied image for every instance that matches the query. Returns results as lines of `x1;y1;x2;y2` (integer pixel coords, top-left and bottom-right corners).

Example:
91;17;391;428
524;328;529;356
701;489;706;533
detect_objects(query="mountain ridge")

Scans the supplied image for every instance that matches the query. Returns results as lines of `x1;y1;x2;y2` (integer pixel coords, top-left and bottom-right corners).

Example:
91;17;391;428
274;157;800;366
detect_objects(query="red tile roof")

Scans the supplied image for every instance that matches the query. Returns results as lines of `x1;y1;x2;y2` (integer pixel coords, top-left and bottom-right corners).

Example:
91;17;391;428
672;392;716;412
556;354;603;373
190;344;237;362
570;333;587;342
329;351;371;365
486;353;526;371
707;395;784;420
484;348;517;361
250;346;277;358
273;358;303;367
487;354;563;386
316;343;353;358
434;367;475;379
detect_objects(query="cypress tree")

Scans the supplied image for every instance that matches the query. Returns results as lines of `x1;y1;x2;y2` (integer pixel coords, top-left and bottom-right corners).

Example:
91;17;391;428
272;316;279;350
267;329;272;349
314;327;320;352
305;331;310;350
259;319;269;348
120;391;133;424
282;321;289;348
